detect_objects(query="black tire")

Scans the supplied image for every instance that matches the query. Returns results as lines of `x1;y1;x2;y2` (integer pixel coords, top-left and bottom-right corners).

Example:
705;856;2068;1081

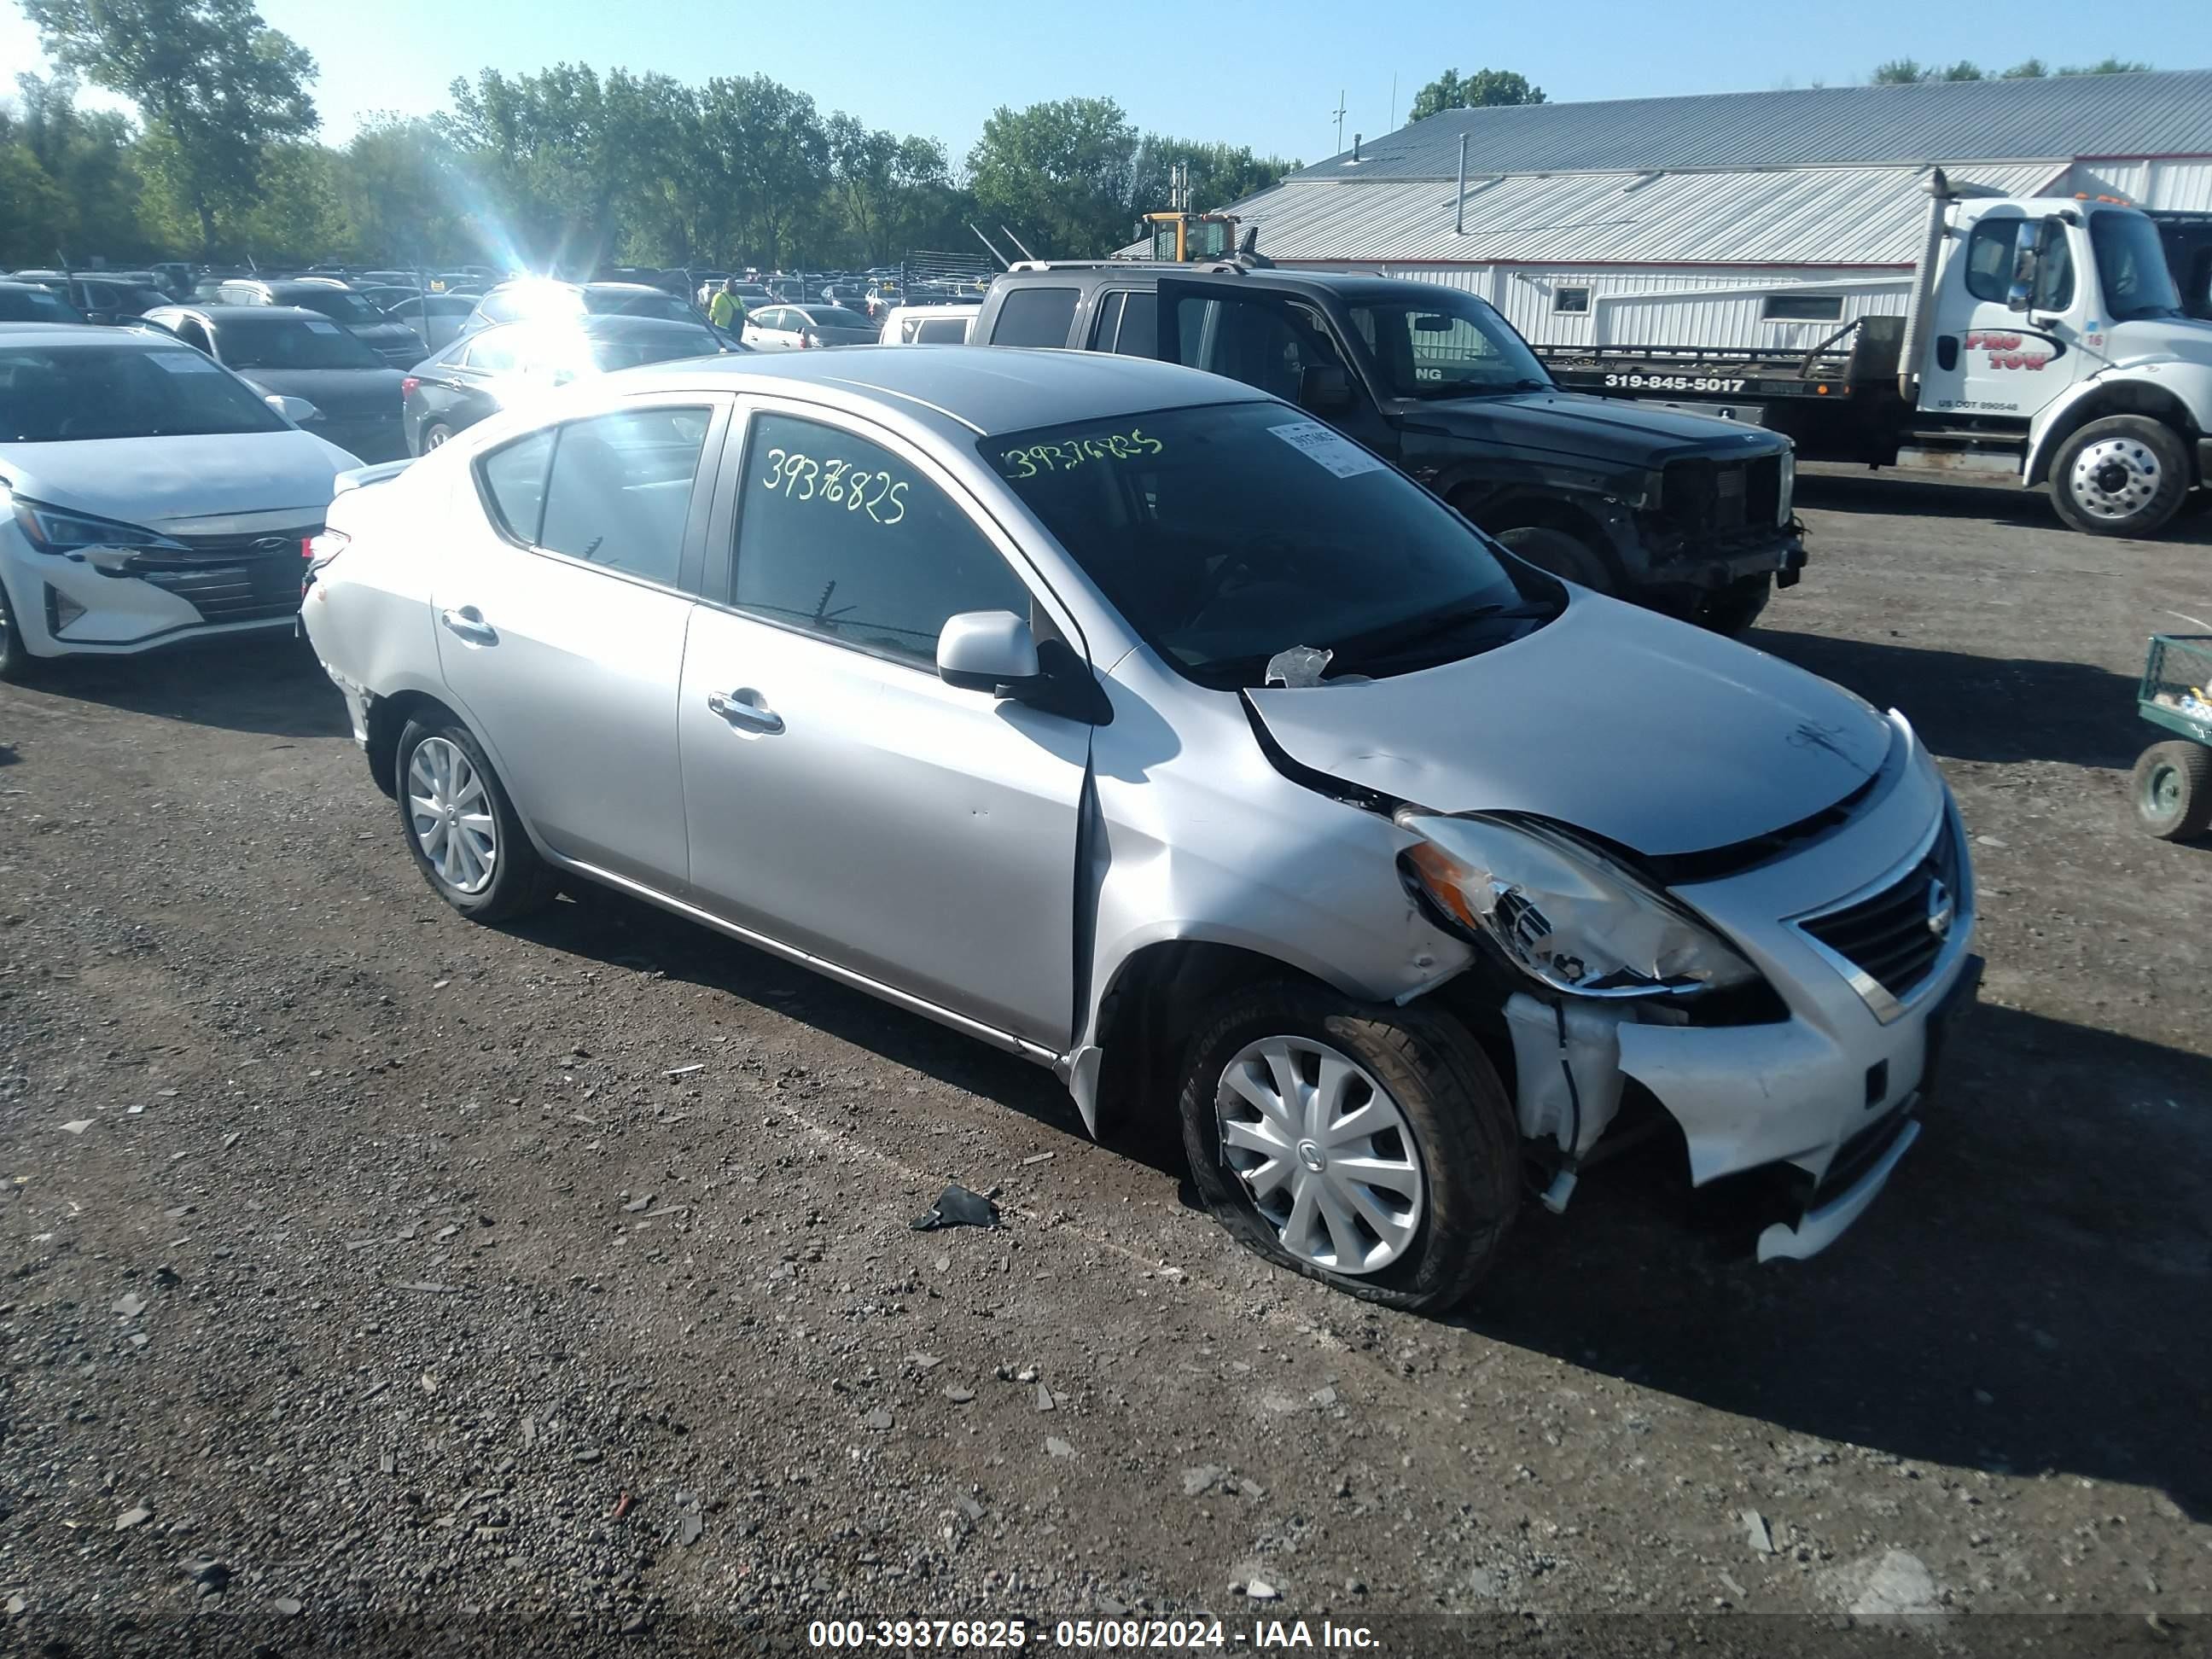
0;574;41;685
2050;416;2190;538
1696;573;1773;637
1493;525;1614;594
394;713;556;922
2132;740;2212;841
416;421;454;457
1178;981;1520;1313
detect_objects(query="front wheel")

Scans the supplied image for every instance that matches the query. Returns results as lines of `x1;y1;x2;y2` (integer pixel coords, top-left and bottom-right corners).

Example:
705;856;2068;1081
2051;416;2190;538
1178;983;1520;1313
394;714;556;921
0;575;41;684
1491;525;1614;594
2133;740;2212;841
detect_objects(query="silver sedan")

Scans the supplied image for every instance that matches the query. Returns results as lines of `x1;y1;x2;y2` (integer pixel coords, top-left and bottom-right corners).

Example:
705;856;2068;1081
300;348;1977;1308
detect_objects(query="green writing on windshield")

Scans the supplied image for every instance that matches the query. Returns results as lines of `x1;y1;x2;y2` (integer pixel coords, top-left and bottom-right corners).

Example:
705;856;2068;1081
998;428;1162;480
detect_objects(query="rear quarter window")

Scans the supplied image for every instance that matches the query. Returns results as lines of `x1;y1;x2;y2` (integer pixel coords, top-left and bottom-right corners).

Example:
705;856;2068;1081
988;287;1080;348
477;429;556;544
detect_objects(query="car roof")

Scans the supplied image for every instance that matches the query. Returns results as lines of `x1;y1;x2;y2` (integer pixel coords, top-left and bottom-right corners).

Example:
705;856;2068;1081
0;321;190;346
150;304;336;323
994;265;1454;304
614;346;1266;437
479;313;713;341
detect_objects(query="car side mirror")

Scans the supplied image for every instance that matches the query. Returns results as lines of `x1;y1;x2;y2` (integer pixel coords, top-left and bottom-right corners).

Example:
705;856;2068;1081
937;610;1040;694
265;393;322;424
1300;364;1353;411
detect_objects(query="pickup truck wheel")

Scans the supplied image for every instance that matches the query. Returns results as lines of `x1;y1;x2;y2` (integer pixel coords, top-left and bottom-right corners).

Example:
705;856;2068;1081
2052;416;2189;537
1493;526;1613;594
2132;741;2212;840
1178;983;1519;1313
395;715;556;922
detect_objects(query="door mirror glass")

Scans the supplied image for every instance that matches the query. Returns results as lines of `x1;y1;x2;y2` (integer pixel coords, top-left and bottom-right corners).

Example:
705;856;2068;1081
265;393;321;423
936;610;1039;693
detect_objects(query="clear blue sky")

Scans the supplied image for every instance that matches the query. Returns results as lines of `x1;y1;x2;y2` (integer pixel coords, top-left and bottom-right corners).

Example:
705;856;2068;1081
5;0;2210;166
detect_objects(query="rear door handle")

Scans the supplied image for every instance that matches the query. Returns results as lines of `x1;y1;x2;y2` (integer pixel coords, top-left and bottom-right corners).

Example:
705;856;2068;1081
706;688;783;734
439;606;498;645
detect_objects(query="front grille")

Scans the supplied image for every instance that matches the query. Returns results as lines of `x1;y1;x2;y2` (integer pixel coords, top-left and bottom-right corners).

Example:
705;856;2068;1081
1664;455;1783;538
117;525;318;625
1800;819;1962;1006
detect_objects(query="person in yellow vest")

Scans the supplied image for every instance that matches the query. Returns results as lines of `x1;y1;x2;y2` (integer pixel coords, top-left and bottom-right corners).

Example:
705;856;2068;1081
707;277;744;334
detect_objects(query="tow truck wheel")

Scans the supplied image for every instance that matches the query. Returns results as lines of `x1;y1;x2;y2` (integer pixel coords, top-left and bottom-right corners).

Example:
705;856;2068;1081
1177;981;1520;1313
2132;741;2212;841
1493;526;1613;594
2052;416;2189;538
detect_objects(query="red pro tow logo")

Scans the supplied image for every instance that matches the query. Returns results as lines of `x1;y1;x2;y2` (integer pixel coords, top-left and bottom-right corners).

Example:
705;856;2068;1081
1965;330;2052;370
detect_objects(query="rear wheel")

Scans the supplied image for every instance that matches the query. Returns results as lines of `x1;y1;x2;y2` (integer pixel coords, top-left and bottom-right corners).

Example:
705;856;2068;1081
1492;526;1613;594
2132;740;2212;841
417;421;454;456
1178;982;1520;1313
2051;416;2189;537
394;714;556;921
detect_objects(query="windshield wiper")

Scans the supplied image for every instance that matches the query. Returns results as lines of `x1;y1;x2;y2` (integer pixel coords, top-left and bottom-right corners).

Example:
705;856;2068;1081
1327;597;1545;670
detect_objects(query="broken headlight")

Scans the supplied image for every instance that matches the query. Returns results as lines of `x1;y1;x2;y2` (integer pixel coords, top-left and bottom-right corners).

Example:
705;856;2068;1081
1397;811;1758;998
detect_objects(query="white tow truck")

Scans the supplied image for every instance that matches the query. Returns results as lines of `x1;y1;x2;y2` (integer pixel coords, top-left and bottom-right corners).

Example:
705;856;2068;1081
1537;171;2212;538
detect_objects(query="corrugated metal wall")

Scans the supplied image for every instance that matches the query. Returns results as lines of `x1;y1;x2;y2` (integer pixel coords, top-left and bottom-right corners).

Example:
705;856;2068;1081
2066;159;2212;212
1287;259;1916;349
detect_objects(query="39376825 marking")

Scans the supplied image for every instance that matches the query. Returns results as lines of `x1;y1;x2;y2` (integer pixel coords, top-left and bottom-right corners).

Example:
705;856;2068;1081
805;1617;1030;1648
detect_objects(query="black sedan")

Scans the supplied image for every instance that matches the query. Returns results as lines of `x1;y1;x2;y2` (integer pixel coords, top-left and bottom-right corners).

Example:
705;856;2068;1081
401;313;734;454
142;305;408;463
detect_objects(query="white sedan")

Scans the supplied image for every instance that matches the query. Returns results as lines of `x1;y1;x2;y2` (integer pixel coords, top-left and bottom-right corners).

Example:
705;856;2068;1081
742;305;881;351
0;323;358;680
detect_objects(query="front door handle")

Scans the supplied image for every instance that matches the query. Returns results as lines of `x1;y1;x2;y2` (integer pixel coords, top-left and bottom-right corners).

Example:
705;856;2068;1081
439;606;498;645
706;688;784;734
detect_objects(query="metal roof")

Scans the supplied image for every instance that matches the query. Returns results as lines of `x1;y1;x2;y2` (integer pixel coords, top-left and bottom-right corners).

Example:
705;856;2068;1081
1218;162;2063;267
1299;70;2212;183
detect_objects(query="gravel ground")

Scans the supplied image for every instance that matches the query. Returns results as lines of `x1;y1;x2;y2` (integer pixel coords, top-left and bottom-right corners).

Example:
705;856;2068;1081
1;467;2207;1656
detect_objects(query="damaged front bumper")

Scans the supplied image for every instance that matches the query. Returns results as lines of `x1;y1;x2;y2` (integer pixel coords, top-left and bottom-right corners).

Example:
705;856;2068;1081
1494;726;1977;1261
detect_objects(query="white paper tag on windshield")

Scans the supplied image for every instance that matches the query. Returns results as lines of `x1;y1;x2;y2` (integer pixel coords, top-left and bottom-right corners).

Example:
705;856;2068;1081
301;317;341;334
1267;421;1384;478
150;351;221;373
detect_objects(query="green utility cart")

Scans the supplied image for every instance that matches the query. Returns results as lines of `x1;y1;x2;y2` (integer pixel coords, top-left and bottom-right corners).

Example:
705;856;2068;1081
2133;634;2212;840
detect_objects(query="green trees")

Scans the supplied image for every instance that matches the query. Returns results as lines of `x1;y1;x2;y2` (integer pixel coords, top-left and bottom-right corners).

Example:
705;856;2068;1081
1407;68;1545;123
965;97;1296;259
1871;55;2151;83
21;0;316;253
0;31;1291;269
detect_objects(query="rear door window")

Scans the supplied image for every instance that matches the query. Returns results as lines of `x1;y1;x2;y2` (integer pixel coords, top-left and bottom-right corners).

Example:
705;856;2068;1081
989;287;1079;348
536;406;714;588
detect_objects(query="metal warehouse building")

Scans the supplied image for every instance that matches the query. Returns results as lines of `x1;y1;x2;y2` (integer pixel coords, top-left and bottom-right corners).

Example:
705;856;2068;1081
1214;70;2212;348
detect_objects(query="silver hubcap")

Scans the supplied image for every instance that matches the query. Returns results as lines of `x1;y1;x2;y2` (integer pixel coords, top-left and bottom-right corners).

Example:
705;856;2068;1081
425;426;449;449
1215;1036;1425;1276
2068;437;2161;521
406;736;498;894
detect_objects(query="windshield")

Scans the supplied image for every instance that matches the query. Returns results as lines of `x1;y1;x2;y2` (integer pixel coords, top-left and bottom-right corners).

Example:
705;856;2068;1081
292;288;385;326
585;288;696;323
590;328;721;370
2090;211;2183;321
1346;290;1552;399
0;342;286;441
220;317;387;370
988;401;1548;689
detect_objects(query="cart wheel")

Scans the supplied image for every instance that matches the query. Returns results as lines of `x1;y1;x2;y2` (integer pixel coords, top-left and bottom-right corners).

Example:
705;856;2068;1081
2132;741;2212;840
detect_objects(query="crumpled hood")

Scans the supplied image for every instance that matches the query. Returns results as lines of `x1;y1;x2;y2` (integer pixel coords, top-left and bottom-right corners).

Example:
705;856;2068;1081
1399;389;1790;470
0;429;355;533
1244;595;1890;857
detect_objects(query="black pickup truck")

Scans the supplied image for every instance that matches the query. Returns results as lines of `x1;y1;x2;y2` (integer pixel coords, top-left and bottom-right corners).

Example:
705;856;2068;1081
971;264;1807;632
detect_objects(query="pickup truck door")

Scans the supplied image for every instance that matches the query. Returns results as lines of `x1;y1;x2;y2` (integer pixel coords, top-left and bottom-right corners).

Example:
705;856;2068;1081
1918;209;2091;422
1155;278;1400;461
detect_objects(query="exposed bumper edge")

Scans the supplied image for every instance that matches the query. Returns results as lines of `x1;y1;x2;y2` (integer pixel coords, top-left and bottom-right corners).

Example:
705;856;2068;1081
1755;1116;1920;1264
2197;436;2212;486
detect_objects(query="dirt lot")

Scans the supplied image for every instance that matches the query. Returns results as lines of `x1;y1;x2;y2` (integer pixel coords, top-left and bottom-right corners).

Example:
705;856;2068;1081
2;467;2208;1656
